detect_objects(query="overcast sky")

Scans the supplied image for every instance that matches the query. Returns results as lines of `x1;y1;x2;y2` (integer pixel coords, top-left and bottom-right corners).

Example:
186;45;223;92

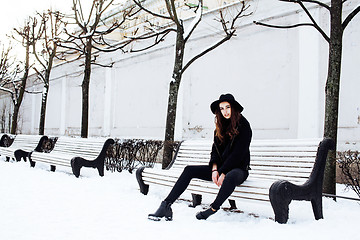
0;1;71;45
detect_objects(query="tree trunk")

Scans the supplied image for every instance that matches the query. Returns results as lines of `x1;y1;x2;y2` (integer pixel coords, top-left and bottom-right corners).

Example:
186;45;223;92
11;40;30;134
39;48;56;135
38;85;49;135
323;0;343;195
163;81;181;169
11;104;20;134
81;39;92;138
162;27;185;169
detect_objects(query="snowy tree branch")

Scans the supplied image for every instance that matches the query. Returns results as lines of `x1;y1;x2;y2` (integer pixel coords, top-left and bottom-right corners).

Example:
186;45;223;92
184;0;203;43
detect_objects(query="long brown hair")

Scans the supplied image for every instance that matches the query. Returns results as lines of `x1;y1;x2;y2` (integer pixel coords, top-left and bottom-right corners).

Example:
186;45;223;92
214;103;241;144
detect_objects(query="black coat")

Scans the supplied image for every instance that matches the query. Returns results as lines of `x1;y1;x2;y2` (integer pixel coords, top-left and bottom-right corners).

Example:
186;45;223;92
209;115;252;175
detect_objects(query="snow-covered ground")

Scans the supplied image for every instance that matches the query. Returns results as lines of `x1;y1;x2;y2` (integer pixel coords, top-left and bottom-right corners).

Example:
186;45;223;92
1;159;359;240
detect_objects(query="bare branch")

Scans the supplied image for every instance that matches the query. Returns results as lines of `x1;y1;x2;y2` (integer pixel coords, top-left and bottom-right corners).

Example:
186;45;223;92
296;0;329;42
91;62;114;68
30;18;47;70
92;39;132;52
167;0;181;26
182;31;234;74
57;41;85;54
127;27;176;41
86;0;97;24
95;5;140;35
99;0;115;16
73;0;87;33
133;0;172;20
0;86;14;95
254;0;330;43
129;30;172;52
24;89;43;94
279;0;330;10
231;2;252;29
254;20;330;42
33;67;46;82
343;6;360;30
217;10;230;35
183;1;251;73
0;44;13;82
184;0;203;43
254;21;314;29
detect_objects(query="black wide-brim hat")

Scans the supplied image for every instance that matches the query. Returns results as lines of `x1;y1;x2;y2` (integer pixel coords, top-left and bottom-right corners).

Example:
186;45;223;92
210;93;244;114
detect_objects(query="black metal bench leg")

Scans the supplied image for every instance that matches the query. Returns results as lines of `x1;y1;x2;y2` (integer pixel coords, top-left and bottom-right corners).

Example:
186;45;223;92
228;199;237;210
97;163;105;177
189;193;202;208
29;159;36;167
71;157;82;178
269;180;292;224
14;149;28;162
28;152;36;168
311;197;323;220
136;167;149;195
50;165;56;172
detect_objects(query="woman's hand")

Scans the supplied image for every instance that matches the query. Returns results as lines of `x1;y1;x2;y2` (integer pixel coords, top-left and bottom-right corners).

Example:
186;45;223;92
217;173;226;186
212;170;219;185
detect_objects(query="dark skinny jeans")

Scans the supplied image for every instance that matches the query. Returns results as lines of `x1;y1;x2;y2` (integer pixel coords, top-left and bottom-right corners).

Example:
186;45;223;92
164;165;248;210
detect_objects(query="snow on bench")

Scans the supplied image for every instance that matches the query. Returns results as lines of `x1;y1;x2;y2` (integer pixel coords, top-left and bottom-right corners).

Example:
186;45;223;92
0;134;48;162
29;137;114;177
136;138;335;223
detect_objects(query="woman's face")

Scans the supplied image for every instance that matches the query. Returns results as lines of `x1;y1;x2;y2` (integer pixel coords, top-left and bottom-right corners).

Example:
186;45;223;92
219;101;231;119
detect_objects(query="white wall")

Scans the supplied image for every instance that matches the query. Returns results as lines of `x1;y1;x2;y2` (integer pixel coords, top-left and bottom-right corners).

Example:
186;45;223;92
4;0;360;150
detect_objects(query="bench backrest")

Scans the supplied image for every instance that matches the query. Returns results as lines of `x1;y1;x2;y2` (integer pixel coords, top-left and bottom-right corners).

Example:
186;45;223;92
171;138;321;184
50;137;109;159
0;134;8;147
8;135;46;151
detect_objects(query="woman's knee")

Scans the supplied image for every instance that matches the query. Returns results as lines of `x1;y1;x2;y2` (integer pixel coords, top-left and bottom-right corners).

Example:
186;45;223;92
182;165;201;177
183;165;197;174
181;165;211;180
224;169;247;185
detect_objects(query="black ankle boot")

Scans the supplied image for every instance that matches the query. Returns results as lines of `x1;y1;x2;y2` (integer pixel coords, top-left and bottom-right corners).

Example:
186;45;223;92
196;207;217;220
148;201;173;221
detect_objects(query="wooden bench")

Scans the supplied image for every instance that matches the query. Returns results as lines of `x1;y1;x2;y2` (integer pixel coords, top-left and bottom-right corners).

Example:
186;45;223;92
0;134;48;162
28;137;114;177
136;138;335;223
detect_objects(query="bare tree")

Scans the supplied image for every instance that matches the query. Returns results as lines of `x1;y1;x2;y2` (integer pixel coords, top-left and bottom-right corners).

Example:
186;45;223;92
130;0;252;168
58;0;137;138
0;43;13;83
0;43;14;133
30;10;66;135
0;21;32;134
254;0;360;195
